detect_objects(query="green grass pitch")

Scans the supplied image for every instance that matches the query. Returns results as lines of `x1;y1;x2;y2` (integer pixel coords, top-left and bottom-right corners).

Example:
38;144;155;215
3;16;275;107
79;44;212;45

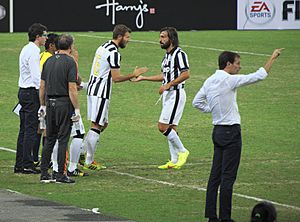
0;30;299;221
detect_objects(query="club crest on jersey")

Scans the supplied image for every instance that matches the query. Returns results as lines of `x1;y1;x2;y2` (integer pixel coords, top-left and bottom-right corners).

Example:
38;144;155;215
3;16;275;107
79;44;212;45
163;67;170;73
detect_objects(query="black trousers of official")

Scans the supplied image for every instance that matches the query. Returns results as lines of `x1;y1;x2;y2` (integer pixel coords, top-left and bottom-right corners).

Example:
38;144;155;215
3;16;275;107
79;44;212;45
15;88;40;169
40;97;73;176
205;124;242;220
32;133;42;162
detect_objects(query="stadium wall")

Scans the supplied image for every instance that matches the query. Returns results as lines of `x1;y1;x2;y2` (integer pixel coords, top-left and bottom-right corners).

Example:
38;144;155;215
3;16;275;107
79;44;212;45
0;0;236;32
0;0;299;32
0;0;8;32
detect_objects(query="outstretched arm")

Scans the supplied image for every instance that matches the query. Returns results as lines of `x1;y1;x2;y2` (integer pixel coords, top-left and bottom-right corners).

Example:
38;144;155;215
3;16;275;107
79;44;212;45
264;48;284;73
228;48;284;89
111;67;148;83
133;72;164;82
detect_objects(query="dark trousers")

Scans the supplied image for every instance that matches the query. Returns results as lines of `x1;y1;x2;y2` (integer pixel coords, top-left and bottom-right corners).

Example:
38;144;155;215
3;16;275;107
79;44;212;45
40;97;73;175
32;133;42;162
205;124;242;220
15;88;40;169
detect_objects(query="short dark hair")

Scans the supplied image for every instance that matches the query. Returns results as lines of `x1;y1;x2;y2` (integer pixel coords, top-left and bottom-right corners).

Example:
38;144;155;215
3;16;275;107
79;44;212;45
28;23;48;42
160;27;179;48
251;202;277;222
58;34;73;50
218;51;240;70
45;33;59;50
112;24;131;39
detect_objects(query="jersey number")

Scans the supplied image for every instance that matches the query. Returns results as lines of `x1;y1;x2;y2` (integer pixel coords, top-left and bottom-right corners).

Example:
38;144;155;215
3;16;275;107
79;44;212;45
93;54;101;77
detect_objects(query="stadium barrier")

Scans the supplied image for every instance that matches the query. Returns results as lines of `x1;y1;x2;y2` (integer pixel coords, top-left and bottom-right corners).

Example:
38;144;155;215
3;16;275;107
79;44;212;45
0;0;299;32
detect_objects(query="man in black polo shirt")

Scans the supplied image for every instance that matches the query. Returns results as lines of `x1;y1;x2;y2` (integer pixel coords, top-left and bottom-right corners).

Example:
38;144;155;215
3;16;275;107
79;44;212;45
39;34;80;183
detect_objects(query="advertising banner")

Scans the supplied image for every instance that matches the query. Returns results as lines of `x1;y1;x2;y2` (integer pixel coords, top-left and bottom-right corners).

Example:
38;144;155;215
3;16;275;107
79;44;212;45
12;0;236;32
237;0;300;29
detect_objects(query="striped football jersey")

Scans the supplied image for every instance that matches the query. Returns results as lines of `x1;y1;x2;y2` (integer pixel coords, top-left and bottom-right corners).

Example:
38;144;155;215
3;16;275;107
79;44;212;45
87;40;120;99
161;47;189;90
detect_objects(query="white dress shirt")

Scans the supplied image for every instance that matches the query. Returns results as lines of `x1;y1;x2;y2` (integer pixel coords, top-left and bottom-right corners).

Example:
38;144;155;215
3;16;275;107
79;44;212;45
192;67;268;125
18;42;41;89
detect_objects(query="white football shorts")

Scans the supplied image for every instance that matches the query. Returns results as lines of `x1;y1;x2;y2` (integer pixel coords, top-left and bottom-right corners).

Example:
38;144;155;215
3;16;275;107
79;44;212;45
159;89;186;125
87;95;110;126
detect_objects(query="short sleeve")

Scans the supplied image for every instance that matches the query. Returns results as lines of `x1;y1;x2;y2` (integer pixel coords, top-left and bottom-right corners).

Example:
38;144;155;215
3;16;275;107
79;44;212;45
107;51;121;69
177;51;189;72
161;57;165;72
68;59;78;83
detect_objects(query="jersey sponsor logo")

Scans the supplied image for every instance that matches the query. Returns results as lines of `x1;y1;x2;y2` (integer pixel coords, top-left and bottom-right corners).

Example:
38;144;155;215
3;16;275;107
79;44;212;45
245;0;275;24
95;0;155;29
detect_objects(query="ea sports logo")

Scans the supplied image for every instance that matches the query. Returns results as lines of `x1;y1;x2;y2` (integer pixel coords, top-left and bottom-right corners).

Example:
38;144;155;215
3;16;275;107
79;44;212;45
245;0;275;24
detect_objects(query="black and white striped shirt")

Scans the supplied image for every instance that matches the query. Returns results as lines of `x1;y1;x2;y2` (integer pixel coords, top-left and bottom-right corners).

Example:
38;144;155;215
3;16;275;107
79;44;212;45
87;40;120;99
161;47;189;90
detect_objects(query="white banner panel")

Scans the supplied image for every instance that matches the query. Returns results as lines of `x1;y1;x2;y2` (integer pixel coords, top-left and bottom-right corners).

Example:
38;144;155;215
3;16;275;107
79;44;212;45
238;0;300;29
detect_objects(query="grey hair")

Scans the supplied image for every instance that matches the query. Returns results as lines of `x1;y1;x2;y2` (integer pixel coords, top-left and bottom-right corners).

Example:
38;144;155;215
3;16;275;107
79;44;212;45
58;34;74;50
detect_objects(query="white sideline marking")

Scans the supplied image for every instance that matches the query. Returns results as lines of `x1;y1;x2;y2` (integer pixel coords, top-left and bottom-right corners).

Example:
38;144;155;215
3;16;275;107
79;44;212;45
0;147;16;153
6;189;21;195
2;146;299;211
76;34;271;57
107;170;300;211
107;169;206;191
236;181;300;186
0;146;41;158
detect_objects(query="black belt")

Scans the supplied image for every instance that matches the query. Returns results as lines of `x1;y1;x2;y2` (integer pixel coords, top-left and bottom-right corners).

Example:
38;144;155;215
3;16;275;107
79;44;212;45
214;124;240;128
20;87;37;90
47;95;69;99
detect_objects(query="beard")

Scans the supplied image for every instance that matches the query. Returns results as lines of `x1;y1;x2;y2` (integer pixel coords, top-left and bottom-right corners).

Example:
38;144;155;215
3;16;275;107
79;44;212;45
119;38;127;49
160;40;171;49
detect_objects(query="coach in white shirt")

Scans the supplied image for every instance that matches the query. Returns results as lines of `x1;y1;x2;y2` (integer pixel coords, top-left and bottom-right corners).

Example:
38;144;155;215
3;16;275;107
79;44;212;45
14;23;48;174
192;48;283;222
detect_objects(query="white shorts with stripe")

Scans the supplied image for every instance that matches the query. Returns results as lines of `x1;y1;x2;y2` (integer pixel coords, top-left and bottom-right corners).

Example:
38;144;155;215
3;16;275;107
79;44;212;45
70;117;85;137
159;89;186;125
87;95;110;126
